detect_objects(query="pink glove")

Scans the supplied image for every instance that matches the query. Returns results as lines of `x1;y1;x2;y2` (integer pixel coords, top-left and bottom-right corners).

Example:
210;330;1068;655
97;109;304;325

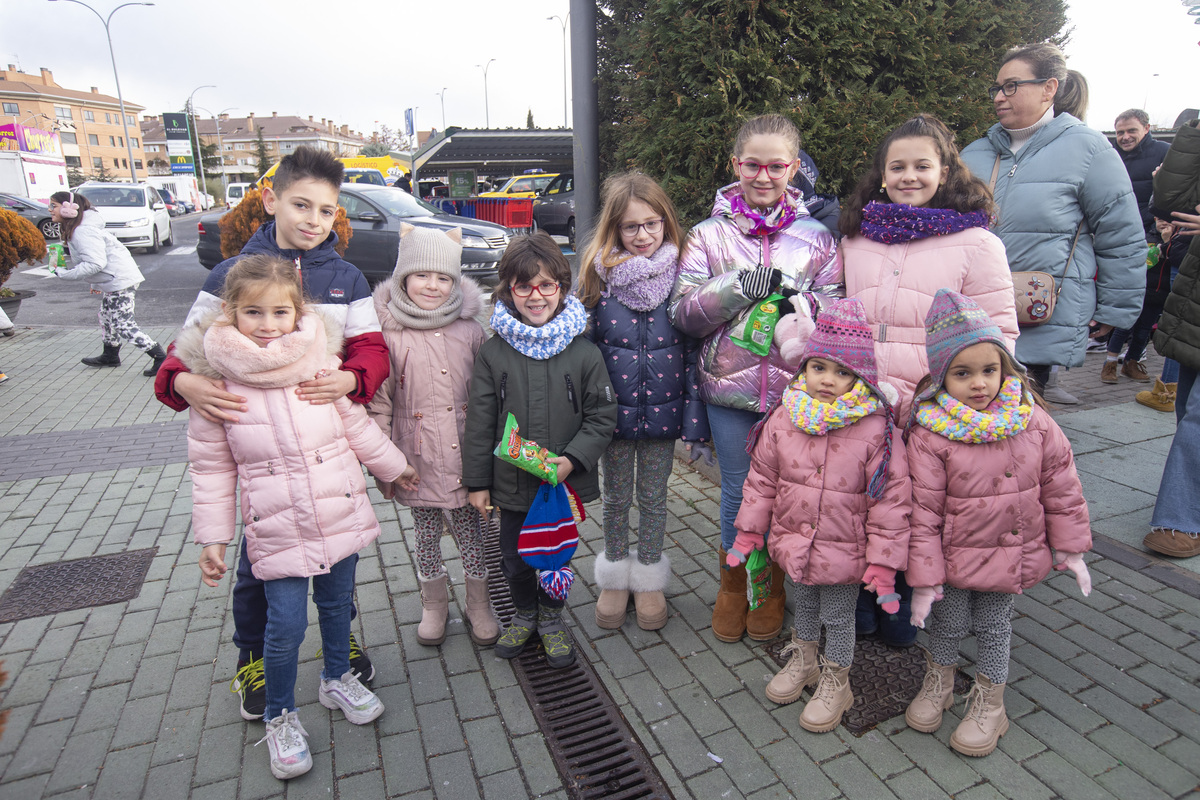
725;530;765;567
1053;552;1092;597
862;564;900;614
910;585;944;629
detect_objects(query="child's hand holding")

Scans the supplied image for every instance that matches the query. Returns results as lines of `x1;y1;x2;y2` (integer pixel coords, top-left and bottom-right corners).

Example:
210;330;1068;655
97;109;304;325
395;465;420;492
1053;552;1092;597
686;441;714;466
725;531;765;567
862;565;900;614
910;585;944;629
296;368;357;405
548;456;574;484
469;490;492;518
199;544;228;587
375;478;395;500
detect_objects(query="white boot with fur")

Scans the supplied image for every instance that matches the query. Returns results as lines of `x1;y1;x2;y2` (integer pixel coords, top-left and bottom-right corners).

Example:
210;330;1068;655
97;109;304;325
629;549;671;630
593;551;632;629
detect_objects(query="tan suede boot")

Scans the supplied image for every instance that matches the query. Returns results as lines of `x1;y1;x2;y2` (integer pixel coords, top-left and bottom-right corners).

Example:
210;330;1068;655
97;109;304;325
593;551;632;629
765;633;819;705
950;674;1009;756
464;574;500;645
417;574;449;646
799;656;854;733
905;649;957;732
1135;379;1177;413
712;549;748;642
746;562;786;641
629;551;671;631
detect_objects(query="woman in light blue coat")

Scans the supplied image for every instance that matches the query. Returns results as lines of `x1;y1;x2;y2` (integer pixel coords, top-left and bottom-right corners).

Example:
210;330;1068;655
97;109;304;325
961;43;1144;392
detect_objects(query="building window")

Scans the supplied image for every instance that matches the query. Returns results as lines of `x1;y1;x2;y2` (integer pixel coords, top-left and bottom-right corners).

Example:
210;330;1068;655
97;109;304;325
122;159;128;168
224;144;233;151
131;137;138;148
65;155;81;167
134;159;142;170
60;131;77;144
55;106;72;120
105;113;112;123
84;110;95;122
2;102;17;115
126;115;135;125
93;156;102;168
88;134;99;146
118;136;124;147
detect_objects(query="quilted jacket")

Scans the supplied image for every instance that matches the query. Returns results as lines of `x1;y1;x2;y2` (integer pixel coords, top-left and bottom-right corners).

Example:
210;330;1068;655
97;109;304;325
55;210;145;292
1152;122;1200;372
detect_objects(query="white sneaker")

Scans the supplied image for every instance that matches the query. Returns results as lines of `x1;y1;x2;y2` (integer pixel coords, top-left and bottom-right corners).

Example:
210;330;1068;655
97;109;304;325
319;670;384;724
257;709;312;780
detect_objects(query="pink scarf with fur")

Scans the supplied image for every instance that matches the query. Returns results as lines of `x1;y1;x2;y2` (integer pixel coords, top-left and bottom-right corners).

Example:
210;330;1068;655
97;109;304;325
203;313;333;388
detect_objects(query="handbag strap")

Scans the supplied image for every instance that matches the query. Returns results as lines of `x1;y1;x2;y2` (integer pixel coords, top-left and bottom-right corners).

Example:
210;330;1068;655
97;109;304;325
988;154;1002;194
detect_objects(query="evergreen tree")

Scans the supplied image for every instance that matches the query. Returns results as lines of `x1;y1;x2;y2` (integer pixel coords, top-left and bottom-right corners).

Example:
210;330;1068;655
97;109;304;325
66;167;86;188
361;141;391;157
254;128;273;180
527;109;535;129
599;0;1069;224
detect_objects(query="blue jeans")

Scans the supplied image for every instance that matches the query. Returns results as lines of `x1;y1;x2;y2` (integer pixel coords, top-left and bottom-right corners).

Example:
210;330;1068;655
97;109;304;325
707;404;764;551
262;555;356;720
1151;365;1200;534
1162;358;1180;384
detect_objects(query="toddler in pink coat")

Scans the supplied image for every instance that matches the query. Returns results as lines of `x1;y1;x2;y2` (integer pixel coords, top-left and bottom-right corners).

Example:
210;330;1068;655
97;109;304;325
183;255;416;781
727;298;911;734
904;289;1092;758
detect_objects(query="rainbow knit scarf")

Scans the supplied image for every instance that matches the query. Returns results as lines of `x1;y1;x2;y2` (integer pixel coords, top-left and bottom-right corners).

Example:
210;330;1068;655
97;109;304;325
782;376;880;436
914;375;1033;443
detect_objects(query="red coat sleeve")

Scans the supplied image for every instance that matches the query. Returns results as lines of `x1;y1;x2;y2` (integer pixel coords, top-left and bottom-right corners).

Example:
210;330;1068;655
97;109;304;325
341;331;390;405
154;343;189;411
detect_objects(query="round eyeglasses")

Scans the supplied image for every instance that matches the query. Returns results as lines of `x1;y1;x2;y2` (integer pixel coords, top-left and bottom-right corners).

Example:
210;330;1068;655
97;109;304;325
511;281;561;298
619;218;664;237
987;78;1049;100
736;160;791;180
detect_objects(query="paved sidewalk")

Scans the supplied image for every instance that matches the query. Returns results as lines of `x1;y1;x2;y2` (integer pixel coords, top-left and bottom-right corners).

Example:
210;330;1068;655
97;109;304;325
0;327;1197;799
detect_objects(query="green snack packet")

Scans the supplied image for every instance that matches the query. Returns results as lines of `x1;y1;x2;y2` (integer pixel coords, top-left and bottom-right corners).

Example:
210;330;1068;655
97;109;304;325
494;412;559;485
47;243;66;270
745;548;772;610
730;293;785;357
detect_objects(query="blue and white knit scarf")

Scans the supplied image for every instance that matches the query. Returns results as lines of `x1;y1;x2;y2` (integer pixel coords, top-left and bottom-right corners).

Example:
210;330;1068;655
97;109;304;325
491;295;588;359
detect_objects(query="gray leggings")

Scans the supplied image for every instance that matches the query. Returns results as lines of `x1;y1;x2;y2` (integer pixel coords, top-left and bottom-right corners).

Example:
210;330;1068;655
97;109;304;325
601;438;675;564
926;586;1015;684
793;583;859;667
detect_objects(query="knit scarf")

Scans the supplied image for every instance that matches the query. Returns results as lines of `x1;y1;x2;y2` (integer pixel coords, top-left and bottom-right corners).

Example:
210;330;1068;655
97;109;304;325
387;282;463;331
860;202;990;244
491;295;588;360
597;242;679;312
914;375;1033;443
729;192;798;236
782;376;881;435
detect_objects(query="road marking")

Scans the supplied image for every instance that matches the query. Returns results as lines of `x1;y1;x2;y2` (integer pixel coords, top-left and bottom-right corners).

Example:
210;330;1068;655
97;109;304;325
167;246;197;255
21;266;56;278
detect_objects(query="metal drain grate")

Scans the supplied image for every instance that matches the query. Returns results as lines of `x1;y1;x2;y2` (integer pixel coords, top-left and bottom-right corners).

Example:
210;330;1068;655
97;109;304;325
764;632;970;736
483;514;673;799
0;548;157;623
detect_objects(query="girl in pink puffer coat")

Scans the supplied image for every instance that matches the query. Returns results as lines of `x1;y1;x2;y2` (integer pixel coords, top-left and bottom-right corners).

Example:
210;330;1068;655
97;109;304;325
727;298;911;735
183;255;415;780
904;290;1092;759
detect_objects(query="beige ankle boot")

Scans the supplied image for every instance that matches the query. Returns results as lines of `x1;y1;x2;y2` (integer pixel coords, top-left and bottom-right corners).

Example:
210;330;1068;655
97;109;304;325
950;673;1009;756
905;650;957;732
629;550;671;631
593;552;632;629
464;574;500;645
798;656;854;732
417;574;450;646
1135;379;1177;413
765;633;819;705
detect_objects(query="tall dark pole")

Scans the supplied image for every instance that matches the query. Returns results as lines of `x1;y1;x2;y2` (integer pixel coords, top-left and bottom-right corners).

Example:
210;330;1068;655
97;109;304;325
570;0;596;259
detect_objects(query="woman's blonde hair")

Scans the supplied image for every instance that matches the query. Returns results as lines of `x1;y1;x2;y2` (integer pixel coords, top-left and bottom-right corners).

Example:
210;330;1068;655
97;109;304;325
577;172;685;308
220;254;307;324
1001;43;1089;121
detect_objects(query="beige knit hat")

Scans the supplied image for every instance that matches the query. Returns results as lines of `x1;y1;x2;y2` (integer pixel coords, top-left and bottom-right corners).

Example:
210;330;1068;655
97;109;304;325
391;222;463;289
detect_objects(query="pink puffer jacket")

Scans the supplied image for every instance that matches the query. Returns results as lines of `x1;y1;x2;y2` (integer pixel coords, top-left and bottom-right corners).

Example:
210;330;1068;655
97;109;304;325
844;228;1018;418
181;313;409;581
735;404;911;586
906;404;1092;594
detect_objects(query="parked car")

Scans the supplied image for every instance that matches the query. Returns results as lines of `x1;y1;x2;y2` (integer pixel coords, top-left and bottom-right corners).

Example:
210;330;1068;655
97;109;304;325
0;192;59;238
196;183;511;285
531;172;575;248
478;173;557;198
74;182;173;253
157;187;185;217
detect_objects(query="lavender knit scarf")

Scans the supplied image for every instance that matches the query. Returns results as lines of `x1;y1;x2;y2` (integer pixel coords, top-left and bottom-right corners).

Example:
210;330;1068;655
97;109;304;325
597;243;679;312
860;202;989;244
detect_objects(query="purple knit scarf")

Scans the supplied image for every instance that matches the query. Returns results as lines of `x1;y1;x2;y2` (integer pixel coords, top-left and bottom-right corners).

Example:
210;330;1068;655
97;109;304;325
860;202;989;244
598;242;679;312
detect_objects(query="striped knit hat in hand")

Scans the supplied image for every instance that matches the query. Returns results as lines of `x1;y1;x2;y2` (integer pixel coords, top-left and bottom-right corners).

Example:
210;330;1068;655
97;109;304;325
917;288;1008;405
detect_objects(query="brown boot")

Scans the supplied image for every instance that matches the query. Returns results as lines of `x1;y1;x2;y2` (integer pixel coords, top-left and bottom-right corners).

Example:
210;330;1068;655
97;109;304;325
417;574;449;646
464;574;500;645
1121;358;1151;382
799;656;854;733
1100;360;1119;384
765;633;819;705
746;562;785;641
905;649;957;732
713;549;748;642
1135;379;1176;413
593;551;632;629
950;674;1009;757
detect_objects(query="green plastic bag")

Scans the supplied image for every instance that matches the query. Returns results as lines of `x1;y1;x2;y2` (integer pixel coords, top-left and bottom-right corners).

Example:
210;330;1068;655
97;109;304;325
730;293;785;357
745;548;772;610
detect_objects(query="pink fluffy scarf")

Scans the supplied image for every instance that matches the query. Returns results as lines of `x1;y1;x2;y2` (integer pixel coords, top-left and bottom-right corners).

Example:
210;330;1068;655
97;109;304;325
203;313;335;388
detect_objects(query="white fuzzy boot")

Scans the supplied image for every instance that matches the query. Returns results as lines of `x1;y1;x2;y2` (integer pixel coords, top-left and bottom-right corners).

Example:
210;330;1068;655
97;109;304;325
629;549;671;630
593;551;632;629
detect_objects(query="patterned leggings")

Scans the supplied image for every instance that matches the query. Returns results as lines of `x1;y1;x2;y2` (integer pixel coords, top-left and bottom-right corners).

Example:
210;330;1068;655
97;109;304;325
601;438;675;564
793;583;859;667
99;288;156;352
411;505;487;581
926;586;1015;684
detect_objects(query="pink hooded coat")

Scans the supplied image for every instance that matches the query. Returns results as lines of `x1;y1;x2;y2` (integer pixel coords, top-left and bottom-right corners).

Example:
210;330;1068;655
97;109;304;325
181;312;409;581
734;401;912;586
906;404;1092;594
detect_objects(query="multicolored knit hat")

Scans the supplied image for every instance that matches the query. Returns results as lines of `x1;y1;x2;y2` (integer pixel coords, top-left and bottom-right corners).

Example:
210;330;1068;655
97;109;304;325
518;482;586;600
916;289;1009;405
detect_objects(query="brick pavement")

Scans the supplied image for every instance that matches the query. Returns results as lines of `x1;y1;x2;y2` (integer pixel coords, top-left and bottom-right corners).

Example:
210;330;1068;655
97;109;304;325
0;327;1197;799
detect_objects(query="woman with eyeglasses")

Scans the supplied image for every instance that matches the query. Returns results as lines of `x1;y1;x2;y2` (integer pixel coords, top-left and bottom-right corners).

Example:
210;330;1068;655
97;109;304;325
669;114;843;644
960;43;1144;399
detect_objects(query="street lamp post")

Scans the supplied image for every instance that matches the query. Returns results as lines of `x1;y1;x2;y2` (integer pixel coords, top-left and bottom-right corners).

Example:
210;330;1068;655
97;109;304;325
186;85;214;199
475;59;496;129
547;13;570;127
49;0;154;184
197;106;236;206
437;88;448;131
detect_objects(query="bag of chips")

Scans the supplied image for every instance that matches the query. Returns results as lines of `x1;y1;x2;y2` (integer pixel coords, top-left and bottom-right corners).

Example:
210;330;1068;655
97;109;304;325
730;293;785;357
494;412;559;485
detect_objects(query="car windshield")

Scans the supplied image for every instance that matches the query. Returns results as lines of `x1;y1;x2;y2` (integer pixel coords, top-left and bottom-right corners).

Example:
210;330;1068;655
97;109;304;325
344;169;386;186
351;186;437;218
78;187;146;208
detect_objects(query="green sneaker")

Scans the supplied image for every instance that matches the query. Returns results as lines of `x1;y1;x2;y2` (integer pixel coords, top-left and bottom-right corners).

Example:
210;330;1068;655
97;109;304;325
538;616;576;669
495;609;537;659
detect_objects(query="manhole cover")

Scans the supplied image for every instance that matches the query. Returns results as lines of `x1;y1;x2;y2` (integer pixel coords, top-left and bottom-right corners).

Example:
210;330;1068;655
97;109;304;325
764;632;970;736
0;548;157;623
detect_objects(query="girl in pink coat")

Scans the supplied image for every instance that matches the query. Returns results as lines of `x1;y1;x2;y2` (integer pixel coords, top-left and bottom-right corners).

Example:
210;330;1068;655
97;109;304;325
727;298;911;734
368;224;499;648
904;289;1092;758
183;255;415;781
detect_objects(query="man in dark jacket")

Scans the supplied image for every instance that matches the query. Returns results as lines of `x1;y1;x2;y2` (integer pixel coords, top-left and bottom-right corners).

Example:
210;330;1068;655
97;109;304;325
1115;109;1171;240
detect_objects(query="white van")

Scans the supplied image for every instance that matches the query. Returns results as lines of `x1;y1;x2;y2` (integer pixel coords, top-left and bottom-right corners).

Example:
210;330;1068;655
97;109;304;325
226;182;251;207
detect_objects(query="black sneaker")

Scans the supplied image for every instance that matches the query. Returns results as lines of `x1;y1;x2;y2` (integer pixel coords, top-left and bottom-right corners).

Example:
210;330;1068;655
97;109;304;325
231;657;266;721
495;610;538;659
316;634;376;684
537;617;576;669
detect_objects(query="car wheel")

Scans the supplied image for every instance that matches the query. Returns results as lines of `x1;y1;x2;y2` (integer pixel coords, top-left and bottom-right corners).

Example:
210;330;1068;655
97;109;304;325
164;222;174;246
567;218;576;250
40;219;60;239
147;227;160;254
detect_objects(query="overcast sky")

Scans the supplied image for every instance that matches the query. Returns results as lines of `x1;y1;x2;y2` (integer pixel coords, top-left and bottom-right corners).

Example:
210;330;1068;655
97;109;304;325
3;0;1196;140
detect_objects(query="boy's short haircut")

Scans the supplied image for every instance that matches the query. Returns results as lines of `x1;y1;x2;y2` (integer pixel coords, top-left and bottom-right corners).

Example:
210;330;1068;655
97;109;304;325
272;145;344;196
492;231;572;308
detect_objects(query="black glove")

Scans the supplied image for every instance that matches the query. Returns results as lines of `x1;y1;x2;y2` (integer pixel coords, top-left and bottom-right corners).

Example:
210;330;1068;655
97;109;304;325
738;267;783;301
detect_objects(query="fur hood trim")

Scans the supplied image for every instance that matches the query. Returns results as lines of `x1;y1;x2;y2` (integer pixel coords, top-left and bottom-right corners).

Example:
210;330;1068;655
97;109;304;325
175;308;345;381
373;275;486;333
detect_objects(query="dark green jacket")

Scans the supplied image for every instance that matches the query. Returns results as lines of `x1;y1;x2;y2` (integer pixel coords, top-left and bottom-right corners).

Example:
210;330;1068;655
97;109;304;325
464;334;617;512
1153;123;1200;372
